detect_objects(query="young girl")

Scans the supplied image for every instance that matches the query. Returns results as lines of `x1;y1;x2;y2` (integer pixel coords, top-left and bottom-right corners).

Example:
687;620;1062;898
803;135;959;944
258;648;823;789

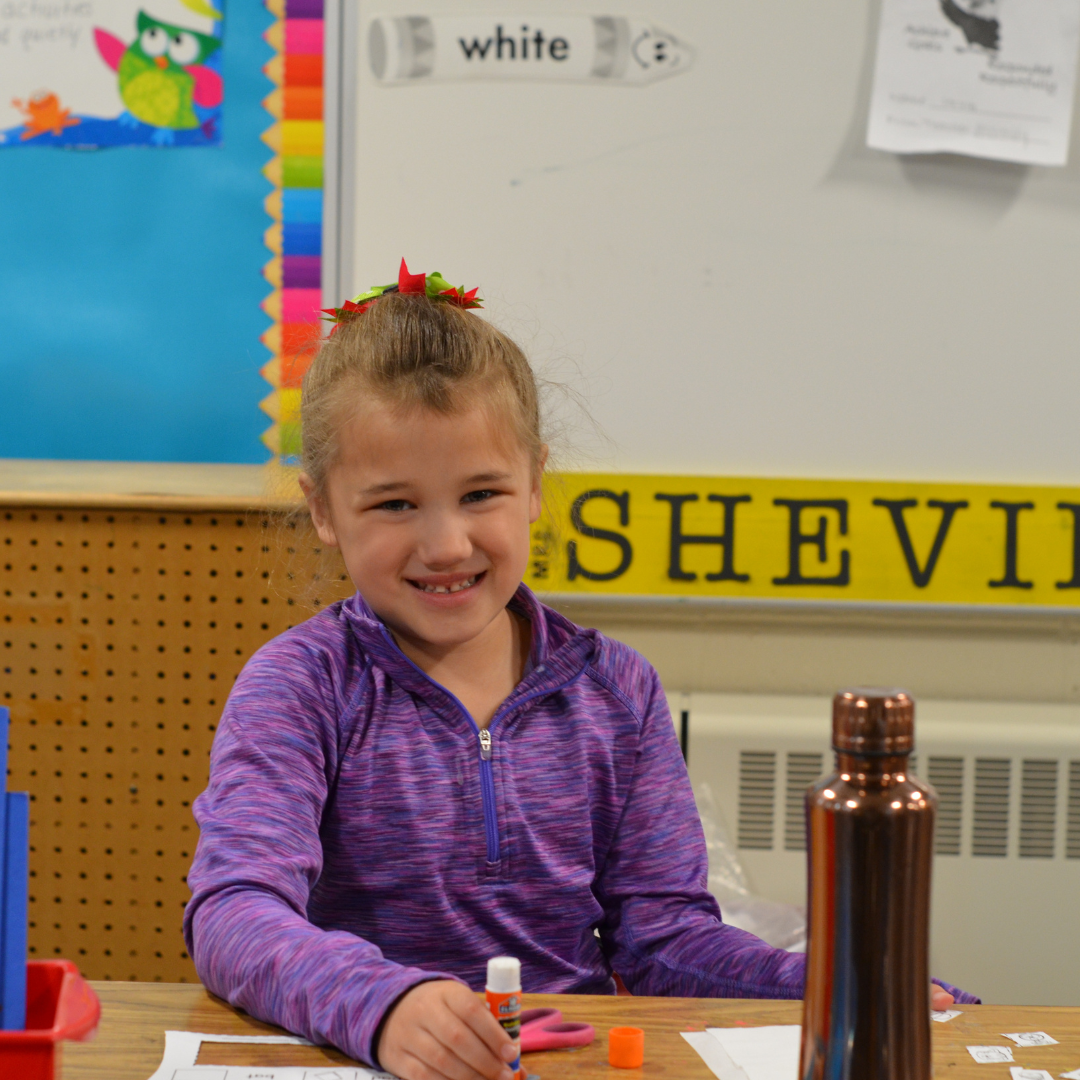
184;262;972;1080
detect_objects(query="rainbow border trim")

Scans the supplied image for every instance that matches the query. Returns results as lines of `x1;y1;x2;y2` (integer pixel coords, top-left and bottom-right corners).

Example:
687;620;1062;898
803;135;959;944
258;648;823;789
260;0;325;461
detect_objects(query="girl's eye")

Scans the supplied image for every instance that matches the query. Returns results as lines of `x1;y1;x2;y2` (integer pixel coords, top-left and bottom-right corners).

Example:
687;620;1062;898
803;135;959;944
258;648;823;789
376;499;412;512
462;489;497;504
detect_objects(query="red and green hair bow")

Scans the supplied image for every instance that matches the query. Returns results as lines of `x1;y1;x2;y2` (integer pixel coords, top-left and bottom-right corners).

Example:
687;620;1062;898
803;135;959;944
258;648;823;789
322;258;482;333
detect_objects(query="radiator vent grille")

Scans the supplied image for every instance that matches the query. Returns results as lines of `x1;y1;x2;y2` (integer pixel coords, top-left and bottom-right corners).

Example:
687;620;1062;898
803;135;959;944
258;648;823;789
972;758;1011;857
784;752;824;852
928;756;964;856
730;749;1080;859
1019;759;1058;859
737;751;777;850
1068;761;1080;859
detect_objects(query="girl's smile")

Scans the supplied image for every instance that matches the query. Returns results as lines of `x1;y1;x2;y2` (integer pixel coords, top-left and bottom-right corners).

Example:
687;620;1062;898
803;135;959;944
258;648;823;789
410;571;482;596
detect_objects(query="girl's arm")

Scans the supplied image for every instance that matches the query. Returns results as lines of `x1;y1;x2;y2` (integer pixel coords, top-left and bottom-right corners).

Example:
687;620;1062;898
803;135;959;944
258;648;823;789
592;666;979;1003
593;665;805;998
183;641;458;1065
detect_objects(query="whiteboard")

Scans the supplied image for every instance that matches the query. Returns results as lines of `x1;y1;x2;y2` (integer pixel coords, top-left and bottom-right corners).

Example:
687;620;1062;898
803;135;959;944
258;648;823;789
325;0;1080;485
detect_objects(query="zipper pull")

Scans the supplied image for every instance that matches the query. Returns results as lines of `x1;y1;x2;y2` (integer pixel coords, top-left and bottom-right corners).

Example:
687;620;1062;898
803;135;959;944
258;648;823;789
478;729;492;760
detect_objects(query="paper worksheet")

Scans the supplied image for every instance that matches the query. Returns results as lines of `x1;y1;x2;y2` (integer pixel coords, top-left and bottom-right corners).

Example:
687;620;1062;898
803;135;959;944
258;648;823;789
933;1010;962;1022
969;1046;1016;1064
1004;1033;1060;1047
867;0;1080;165
682;1031;749;1080
683;1025;801;1080
144;1031;397;1080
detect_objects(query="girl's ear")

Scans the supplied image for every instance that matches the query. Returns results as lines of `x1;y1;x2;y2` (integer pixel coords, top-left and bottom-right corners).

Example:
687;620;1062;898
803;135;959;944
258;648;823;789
298;472;341;548
528;445;549;524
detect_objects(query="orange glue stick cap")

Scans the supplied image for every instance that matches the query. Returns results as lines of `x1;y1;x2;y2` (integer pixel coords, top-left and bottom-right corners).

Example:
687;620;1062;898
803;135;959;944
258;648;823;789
608;1026;645;1068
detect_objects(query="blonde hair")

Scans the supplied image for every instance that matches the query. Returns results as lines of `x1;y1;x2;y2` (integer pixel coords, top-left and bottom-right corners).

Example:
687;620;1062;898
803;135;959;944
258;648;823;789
301;293;543;492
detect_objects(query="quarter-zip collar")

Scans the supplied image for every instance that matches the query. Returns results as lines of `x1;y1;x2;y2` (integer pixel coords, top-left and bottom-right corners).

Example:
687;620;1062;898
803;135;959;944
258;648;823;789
341;584;602;867
339;583;600;724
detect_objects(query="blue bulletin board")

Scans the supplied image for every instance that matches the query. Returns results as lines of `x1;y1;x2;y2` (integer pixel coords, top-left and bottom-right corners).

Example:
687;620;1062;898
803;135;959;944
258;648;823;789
0;0;272;464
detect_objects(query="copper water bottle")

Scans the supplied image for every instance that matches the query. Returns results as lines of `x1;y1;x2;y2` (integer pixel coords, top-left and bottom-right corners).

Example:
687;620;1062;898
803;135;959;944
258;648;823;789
800;689;936;1080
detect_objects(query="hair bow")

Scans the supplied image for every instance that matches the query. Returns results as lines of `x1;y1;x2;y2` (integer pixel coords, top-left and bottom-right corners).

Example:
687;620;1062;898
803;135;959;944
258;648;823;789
322;258;482;334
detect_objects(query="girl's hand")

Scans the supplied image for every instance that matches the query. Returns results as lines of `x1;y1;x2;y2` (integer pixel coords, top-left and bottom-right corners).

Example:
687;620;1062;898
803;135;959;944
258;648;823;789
931;984;956;1011
377;980;517;1080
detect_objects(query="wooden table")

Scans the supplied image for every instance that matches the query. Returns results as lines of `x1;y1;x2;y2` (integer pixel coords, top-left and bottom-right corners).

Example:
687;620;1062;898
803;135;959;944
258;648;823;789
61;983;1080;1080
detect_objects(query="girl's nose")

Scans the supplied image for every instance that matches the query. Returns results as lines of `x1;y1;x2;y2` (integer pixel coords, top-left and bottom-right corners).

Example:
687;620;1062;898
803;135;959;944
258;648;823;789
416;511;473;568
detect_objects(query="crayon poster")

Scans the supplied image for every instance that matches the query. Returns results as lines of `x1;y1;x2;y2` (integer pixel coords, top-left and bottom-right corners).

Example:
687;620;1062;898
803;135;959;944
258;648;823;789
0;0;224;148
367;14;692;86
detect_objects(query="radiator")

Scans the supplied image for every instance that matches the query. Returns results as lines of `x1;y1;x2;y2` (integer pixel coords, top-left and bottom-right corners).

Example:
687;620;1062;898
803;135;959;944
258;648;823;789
678;692;1080;1007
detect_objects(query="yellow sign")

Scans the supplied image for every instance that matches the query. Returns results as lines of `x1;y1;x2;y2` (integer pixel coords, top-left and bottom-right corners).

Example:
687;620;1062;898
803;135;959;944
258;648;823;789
527;474;1080;607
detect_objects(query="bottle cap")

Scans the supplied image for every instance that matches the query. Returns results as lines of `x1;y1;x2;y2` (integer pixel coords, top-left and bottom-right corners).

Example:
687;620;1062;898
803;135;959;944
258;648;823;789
486;956;521;993
832;687;914;756
608;1026;644;1068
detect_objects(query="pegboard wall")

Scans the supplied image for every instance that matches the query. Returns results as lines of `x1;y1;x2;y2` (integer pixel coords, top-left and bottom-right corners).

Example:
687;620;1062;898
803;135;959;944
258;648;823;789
0;501;351;982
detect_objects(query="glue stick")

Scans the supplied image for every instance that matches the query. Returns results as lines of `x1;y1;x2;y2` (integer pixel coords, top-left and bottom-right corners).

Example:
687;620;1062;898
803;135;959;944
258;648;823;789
486;956;523;1080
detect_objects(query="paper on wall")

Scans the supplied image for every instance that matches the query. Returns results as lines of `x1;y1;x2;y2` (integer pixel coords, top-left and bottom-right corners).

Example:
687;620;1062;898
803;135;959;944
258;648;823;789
932;1010;962;1022
1060;1069;1080;1079
1010;1070;1055;1080
866;0;1080;165
144;1031;397;1080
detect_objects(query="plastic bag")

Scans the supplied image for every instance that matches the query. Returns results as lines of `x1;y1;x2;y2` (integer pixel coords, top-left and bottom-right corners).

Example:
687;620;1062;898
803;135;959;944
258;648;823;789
695;782;807;952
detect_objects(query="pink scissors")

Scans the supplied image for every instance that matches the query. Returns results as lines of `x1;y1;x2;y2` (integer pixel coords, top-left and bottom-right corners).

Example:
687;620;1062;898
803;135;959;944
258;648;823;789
520;1007;595;1052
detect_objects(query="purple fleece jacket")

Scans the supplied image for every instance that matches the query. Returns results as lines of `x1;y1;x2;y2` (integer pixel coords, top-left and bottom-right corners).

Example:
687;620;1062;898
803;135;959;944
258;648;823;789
184;585;977;1065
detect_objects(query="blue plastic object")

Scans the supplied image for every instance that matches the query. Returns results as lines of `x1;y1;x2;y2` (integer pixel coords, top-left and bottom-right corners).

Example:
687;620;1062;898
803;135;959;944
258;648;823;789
0;706;7;1021
2;792;29;1030
0;707;29;1031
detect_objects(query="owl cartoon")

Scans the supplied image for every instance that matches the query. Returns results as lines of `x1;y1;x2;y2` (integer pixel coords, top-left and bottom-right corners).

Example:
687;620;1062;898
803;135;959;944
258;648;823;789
94;11;223;139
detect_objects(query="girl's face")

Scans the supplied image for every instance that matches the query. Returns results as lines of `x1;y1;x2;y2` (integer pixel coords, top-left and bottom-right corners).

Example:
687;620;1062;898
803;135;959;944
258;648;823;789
302;399;543;656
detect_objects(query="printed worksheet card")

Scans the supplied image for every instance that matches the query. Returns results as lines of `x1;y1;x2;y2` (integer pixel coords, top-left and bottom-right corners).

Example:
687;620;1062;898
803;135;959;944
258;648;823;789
144;1031;398;1080
0;0;224;148
867;0;1080;165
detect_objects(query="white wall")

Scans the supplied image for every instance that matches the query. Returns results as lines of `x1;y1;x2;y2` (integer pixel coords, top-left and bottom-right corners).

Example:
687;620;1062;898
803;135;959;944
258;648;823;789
330;9;1080;1005
337;0;1080;486
551;597;1080;704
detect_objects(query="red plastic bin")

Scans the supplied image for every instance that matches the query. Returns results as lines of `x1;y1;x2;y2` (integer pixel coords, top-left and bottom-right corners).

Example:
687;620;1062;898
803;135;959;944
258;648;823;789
0;960;101;1079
